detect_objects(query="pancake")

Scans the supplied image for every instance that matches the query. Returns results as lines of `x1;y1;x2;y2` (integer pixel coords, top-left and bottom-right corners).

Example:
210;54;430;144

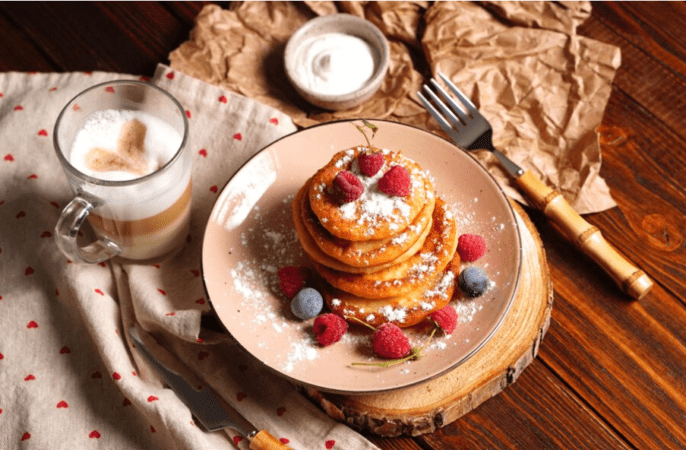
301;177;435;268
308;147;434;241
313;198;458;300
321;256;460;328
292;182;432;274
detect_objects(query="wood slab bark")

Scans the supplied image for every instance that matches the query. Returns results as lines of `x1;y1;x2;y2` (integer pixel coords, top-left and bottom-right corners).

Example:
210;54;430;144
302;202;554;436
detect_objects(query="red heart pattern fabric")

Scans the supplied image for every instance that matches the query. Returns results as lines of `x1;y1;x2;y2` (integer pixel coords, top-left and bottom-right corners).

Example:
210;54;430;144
0;65;376;450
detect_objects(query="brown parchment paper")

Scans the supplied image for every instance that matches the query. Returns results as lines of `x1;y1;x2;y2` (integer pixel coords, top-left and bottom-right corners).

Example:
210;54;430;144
169;1;620;213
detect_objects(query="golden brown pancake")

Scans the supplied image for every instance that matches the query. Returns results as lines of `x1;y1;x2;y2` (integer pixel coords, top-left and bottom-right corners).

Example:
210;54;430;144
321;255;461;328
308;147;433;241
292;183;431;274
292;147;462;329
312;198;458;299
301;177;435;268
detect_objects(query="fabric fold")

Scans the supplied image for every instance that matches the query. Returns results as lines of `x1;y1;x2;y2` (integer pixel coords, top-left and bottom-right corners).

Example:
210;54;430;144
0;66;379;449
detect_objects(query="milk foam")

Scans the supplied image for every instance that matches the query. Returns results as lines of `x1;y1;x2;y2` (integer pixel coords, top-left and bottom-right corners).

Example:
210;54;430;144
70;109;182;181
70;109;189;221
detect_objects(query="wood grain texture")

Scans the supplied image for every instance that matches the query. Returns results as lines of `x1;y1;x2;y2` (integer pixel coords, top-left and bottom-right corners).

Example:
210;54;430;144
579;3;686;134
594;94;686;301
418;360;632;450
0;2;197;75
248;430;293;450
303;202;554;437
1;2;685;449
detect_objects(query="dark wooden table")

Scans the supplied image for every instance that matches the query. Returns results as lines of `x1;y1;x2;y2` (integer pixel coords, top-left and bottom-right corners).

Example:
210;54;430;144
3;2;684;449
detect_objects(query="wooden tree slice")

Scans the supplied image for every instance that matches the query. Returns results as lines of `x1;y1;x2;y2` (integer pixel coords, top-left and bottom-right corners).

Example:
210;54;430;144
302;202;554;436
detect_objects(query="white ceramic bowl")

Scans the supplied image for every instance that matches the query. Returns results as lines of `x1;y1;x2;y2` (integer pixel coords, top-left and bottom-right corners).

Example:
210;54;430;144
284;14;390;111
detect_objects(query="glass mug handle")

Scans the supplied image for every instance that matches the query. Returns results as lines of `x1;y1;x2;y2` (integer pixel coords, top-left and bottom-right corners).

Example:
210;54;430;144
54;195;121;264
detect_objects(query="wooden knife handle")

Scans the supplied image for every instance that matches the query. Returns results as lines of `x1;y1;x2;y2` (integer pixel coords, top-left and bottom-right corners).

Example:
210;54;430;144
249;430;293;450
515;170;653;300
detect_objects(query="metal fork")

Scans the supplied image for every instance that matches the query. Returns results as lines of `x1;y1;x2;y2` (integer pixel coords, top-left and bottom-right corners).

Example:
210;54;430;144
418;73;653;300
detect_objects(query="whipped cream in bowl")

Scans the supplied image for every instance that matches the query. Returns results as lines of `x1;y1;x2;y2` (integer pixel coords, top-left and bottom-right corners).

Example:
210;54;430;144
284;13;389;111
294;32;376;97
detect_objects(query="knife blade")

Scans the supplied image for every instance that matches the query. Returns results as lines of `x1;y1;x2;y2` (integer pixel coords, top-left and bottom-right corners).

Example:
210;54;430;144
129;327;292;450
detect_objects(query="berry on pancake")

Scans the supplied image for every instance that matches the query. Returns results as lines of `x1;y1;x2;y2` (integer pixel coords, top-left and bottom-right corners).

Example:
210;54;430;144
378;165;410;196
332;170;364;203
358;151;384;177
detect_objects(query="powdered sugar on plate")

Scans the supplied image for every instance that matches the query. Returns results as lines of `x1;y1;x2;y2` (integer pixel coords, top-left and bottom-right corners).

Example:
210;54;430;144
203;120;522;394
225;184;506;376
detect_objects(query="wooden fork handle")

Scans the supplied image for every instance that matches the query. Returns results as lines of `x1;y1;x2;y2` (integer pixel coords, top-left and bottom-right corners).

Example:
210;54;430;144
248;430;292;450
515;170;653;300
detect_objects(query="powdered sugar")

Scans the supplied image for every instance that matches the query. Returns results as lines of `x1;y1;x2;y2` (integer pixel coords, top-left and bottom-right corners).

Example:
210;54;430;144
424;271;455;300
335;148;424;232
281;340;319;373
381;305;407;323
221;146;517;380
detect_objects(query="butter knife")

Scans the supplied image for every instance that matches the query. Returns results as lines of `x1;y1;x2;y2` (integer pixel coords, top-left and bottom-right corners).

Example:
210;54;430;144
129;327;292;450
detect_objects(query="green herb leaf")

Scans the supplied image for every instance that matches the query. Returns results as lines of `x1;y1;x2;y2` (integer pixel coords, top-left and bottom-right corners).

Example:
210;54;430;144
353;120;378;148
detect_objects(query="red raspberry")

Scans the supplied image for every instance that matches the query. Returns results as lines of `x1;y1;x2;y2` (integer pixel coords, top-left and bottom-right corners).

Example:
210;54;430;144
378;165;410;197
333;170;364;203
372;323;411;359
429;306;457;334
457;234;487;262
277;266;309;299
313;313;348;346
358;152;384;177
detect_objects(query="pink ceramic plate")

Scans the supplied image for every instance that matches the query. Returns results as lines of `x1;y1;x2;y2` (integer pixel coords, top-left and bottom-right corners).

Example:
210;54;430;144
202;120;522;394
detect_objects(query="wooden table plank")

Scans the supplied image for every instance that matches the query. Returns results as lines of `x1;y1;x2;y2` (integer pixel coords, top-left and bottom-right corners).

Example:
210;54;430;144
0;12;56;72
1;2;684;449
591;2;686;72
576;2;686;301
368;436;424;450
0;2;186;75
163;1;211;25
579;3;686;136
596;115;686;302
536;226;686;449
95;2;193;65
417;360;631;449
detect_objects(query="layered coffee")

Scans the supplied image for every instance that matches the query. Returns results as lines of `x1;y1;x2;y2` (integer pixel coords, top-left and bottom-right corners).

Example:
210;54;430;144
69;109;191;261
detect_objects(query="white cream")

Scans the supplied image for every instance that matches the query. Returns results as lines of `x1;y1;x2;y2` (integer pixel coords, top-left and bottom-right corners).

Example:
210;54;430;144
294;32;376;96
68;109;190;221
70;109;182;181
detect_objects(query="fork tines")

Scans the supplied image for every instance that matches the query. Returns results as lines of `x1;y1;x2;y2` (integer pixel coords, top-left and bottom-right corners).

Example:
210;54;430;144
418;73;472;141
417;72;493;150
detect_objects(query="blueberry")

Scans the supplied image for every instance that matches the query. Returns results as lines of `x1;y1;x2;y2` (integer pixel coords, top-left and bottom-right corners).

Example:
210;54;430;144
458;267;489;297
290;287;324;320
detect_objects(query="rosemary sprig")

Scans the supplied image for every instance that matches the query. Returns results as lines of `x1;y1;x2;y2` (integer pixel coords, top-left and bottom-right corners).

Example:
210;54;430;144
346;315;377;331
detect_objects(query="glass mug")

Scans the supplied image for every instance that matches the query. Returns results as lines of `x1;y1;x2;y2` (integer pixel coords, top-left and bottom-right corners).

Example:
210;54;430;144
53;80;192;264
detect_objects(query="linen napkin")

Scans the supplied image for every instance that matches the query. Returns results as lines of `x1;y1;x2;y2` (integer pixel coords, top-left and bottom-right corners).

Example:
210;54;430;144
169;1;620;214
0;66;378;449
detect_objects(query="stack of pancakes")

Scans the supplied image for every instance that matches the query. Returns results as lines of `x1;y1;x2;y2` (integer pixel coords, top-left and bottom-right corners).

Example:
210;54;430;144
292;147;461;328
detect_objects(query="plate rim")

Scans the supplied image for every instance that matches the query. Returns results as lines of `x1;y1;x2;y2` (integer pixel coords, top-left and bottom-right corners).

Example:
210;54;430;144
200;118;523;395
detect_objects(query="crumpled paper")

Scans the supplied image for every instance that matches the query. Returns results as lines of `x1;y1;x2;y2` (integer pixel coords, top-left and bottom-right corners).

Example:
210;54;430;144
169;1;620;213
